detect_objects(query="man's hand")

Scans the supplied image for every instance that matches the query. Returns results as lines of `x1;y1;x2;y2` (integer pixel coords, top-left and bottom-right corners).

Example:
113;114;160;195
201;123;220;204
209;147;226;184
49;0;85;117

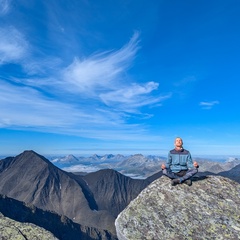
193;161;199;168
161;163;166;170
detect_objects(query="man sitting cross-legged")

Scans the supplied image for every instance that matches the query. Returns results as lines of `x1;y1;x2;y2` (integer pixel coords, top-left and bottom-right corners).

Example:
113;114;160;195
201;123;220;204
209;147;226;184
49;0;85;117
162;137;199;186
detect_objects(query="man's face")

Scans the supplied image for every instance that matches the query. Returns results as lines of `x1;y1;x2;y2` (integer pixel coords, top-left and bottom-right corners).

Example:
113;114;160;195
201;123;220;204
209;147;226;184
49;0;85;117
175;138;183;148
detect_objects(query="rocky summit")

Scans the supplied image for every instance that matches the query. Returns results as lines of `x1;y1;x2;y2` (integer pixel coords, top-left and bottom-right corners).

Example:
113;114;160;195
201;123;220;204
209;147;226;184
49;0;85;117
115;175;240;240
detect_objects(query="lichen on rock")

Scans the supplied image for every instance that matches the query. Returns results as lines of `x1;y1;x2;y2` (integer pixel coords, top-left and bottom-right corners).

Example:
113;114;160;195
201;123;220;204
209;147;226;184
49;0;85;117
115;176;240;240
0;213;58;240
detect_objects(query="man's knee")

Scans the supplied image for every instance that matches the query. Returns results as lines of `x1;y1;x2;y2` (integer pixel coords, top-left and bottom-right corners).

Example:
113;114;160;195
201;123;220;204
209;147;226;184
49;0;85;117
188;167;198;176
193;168;198;174
162;169;167;175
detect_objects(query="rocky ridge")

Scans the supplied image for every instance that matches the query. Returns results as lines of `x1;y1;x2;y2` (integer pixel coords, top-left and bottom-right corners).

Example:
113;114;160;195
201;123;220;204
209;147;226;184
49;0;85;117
0;194;114;240
0;213;57;240
219;164;240;183
115;175;240;240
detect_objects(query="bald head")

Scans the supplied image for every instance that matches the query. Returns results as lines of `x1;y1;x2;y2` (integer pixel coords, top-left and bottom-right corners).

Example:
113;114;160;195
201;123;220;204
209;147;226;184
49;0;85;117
174;137;183;150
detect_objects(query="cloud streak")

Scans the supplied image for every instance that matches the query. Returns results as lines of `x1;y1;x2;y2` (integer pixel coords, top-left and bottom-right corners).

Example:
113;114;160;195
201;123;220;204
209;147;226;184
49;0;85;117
199;100;219;110
100;82;171;113
61;32;140;95
0;29;168;141
0;27;29;64
0;81;149;141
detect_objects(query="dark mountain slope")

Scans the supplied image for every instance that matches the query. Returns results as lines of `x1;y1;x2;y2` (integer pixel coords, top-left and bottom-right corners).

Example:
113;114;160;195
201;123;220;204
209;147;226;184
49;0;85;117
218;163;240;183
0;150;116;235
0;194;116;240
82;169;149;217
0;156;15;170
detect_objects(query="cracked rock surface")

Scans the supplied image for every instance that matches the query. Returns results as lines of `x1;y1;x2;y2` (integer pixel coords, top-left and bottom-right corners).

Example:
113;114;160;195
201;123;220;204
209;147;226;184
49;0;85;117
115;175;240;240
0;213;58;240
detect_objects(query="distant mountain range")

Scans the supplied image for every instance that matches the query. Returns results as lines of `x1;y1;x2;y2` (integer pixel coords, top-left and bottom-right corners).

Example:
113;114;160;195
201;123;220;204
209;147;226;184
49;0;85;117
0;150;239;239
51;153;165;178
50;153;240;179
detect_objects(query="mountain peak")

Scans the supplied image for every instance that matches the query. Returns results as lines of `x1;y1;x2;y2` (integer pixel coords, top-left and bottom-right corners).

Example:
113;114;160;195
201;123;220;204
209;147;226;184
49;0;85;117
0;150;52;173
12;150;54;167
115;175;240;239
18;150;45;158
22;150;37;154
17;149;47;159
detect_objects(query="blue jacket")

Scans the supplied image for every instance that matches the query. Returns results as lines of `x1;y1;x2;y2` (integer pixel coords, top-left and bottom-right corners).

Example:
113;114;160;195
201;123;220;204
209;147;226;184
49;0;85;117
166;148;194;173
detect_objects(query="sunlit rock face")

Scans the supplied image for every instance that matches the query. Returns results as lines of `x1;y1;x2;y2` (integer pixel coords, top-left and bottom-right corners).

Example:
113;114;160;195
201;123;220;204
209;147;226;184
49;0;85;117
115;176;240;240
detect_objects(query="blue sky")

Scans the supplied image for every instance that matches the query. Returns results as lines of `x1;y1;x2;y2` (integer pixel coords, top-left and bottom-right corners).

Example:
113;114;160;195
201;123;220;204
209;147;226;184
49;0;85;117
1;0;240;157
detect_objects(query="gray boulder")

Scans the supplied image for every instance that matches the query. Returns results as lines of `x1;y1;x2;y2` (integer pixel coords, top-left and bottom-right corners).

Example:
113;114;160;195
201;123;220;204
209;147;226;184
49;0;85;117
115;176;240;240
0;213;58;240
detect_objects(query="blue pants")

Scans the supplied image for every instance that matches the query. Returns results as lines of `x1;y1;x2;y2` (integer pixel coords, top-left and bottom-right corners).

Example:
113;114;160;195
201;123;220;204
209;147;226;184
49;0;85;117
163;168;198;183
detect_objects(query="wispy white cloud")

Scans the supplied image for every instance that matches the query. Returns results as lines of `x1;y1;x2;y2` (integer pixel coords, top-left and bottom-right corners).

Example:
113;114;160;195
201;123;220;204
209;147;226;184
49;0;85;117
0;80;159;141
8;31;168;115
0;24;62;76
59;32;170;113
199;100;219;110
100;82;171;113
0;31;169;141
61;32;140;95
0;80;129;128
0;81;84;128
0;26;29;64
0;0;11;15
